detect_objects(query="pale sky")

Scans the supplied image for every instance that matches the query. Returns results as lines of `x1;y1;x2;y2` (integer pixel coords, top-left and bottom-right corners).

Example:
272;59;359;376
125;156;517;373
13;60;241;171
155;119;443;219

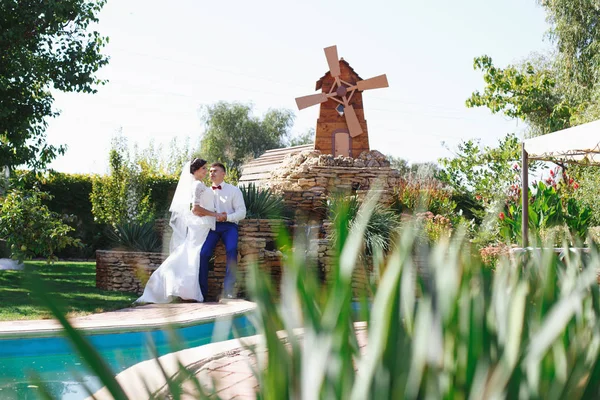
45;0;552;174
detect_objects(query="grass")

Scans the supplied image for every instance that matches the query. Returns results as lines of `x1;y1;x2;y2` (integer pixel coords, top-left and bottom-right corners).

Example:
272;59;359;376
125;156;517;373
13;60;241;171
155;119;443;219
0;261;138;321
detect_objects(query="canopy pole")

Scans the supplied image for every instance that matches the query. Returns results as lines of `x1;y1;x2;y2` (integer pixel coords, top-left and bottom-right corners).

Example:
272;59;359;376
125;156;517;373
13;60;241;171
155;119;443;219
521;143;529;248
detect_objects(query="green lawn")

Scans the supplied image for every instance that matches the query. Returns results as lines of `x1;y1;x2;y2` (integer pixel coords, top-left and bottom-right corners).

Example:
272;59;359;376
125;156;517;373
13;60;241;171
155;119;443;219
0;261;138;321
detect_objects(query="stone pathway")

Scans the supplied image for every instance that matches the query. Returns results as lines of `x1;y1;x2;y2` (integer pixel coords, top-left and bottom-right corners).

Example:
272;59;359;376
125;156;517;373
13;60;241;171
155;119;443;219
0;300;255;337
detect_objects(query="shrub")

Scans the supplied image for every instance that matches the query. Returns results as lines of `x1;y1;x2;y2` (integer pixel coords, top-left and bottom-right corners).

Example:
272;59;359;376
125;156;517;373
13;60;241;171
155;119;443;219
0;187;81;262
499;167;592;244
327;193;400;258
240;183;285;219
105;221;161;253
393;176;456;217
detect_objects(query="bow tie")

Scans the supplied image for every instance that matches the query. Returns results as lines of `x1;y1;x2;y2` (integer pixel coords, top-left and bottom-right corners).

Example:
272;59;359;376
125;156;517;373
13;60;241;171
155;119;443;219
212;185;222;190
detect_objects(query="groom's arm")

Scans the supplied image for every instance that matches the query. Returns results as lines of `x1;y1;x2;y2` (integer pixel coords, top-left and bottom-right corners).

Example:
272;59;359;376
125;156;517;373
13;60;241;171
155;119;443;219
226;187;246;223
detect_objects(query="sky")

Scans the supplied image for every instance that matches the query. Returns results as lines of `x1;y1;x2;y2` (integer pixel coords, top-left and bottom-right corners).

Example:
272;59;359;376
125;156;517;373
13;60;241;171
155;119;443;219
45;0;553;174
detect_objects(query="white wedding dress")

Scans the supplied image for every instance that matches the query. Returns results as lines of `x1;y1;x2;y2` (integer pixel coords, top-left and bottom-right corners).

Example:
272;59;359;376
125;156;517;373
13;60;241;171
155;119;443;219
136;180;214;303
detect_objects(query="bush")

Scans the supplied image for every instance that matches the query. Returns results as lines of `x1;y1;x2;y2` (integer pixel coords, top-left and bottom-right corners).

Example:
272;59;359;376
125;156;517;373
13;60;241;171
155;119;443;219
105;221;161;253
240;183;285;219
392;176;456;217
327;193;400;258
0;187;82;262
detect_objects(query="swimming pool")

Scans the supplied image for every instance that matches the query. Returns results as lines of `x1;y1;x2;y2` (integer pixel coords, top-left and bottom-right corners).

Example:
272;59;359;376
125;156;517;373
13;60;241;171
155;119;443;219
0;314;255;400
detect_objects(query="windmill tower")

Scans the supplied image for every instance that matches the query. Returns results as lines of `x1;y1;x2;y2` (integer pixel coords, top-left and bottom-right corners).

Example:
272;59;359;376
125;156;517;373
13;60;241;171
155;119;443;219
295;45;389;158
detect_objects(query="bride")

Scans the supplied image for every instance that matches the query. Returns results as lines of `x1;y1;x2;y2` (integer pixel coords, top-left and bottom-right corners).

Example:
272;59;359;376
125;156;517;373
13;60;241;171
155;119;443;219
136;158;220;303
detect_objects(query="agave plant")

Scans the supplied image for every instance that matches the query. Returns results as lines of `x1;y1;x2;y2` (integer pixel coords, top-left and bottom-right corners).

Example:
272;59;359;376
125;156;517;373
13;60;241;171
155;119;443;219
106;221;161;252
240;183;285;219
327;192;400;258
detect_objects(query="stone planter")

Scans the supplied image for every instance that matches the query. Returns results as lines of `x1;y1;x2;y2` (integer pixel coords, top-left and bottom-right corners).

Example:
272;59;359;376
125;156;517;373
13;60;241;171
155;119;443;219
96;250;166;294
96;219;285;298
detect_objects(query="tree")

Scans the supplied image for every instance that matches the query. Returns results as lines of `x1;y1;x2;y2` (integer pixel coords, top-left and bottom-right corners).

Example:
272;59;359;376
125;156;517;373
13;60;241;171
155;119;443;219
288;128;315;147
540;0;600;91
0;1;109;171
386;155;410;176
466;55;573;136
134;136;200;176
198;102;295;177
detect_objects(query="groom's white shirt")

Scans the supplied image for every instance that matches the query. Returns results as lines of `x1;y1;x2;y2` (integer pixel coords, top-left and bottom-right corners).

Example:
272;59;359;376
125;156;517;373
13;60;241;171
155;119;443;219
212;182;246;226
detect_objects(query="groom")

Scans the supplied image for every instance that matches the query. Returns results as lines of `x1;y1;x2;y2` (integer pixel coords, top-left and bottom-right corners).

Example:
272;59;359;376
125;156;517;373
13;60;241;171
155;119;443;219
193;162;246;301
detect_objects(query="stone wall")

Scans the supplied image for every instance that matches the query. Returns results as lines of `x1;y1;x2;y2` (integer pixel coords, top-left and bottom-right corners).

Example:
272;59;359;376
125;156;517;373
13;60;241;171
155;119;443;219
96;219;283;298
268;149;400;218
96;250;165;294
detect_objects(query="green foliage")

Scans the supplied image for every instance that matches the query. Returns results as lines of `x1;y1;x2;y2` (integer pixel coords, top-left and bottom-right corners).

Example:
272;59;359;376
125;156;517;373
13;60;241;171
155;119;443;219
328;193;400;258
466;55;572;135
105;221;161;252
247;195;600;399
438;133;526;205
414;211;452;243
133;136;200;176
91;135;178;225
287;128;315;147
198;102;295;178
18;188;600;399
240;183;285;219
540;0;600;91
393;175;456;217
386;155;410;176
499;169;592;244
0;187;81;262
12;170;106;258
0;0;109;170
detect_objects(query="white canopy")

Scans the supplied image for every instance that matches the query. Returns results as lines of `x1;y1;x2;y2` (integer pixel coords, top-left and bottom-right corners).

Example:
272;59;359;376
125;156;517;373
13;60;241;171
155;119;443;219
523;119;600;165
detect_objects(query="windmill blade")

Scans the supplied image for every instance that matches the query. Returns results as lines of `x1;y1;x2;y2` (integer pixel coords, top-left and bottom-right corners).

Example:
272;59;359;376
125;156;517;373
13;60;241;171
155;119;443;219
357;74;389;91
295;93;328;110
324;45;341;77
344;104;363;137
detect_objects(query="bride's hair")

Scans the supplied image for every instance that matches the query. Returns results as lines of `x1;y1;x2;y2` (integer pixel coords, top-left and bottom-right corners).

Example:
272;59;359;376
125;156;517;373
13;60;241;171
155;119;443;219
190;158;207;174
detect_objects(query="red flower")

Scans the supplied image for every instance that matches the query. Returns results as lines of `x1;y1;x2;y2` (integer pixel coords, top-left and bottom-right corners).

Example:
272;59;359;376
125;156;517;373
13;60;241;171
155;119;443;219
569;177;574;184
499;212;505;220
475;194;482;200
550;169;555;177
574;182;580;189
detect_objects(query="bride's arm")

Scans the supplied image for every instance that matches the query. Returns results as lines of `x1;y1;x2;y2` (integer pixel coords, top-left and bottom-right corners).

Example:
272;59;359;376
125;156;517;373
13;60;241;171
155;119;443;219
192;205;221;217
191;181;225;218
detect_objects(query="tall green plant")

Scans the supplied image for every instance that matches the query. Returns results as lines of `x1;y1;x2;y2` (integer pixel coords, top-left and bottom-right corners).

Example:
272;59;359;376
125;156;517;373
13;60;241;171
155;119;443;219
17;186;600;399
90;135;155;225
106;221;161;253
247;204;600;399
240;183;285;219
499;168;592;244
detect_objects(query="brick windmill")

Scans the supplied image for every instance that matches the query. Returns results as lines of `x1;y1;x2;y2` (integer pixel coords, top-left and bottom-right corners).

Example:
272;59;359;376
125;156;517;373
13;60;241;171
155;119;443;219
295;45;389;158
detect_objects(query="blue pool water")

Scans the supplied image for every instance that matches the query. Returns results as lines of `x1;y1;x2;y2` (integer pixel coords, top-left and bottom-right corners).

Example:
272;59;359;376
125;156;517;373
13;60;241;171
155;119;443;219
0;315;255;400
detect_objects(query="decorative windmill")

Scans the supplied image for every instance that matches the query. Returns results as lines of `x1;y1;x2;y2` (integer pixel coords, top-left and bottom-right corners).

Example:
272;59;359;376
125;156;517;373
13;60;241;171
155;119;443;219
295;45;389;157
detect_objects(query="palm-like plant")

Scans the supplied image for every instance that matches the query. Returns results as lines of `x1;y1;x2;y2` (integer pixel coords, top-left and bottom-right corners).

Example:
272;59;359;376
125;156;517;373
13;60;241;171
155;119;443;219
240;183;285;219
106;221;161;252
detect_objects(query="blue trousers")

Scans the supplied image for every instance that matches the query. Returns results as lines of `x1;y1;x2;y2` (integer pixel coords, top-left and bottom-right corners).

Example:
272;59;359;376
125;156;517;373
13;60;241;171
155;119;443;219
199;222;239;297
